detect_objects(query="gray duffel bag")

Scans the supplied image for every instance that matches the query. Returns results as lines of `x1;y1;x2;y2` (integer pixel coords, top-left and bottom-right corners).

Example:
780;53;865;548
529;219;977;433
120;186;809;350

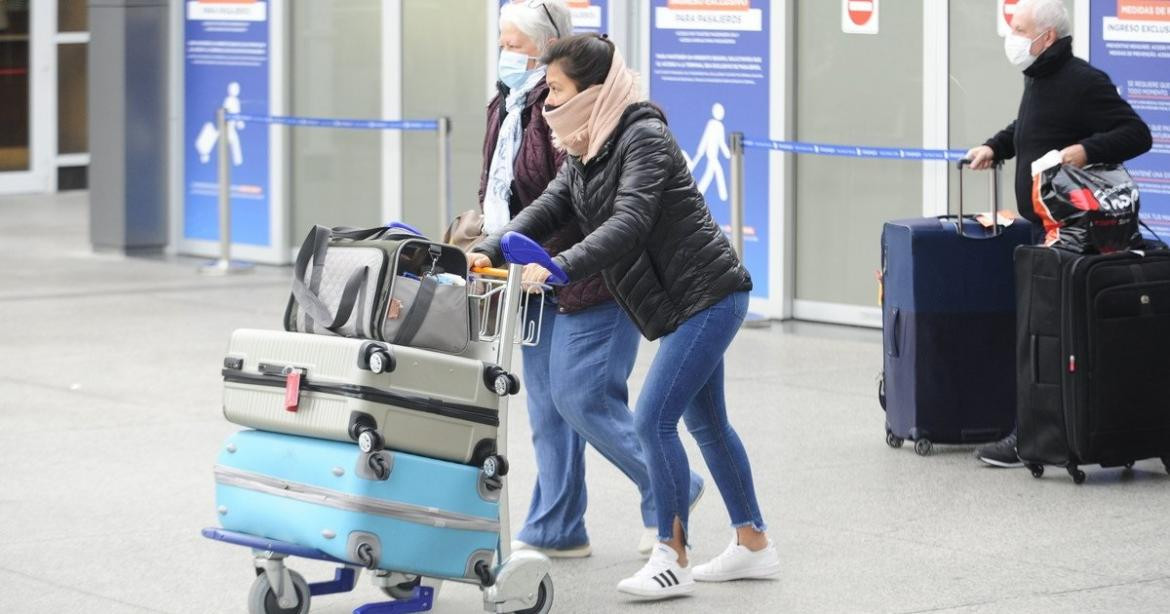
283;224;471;354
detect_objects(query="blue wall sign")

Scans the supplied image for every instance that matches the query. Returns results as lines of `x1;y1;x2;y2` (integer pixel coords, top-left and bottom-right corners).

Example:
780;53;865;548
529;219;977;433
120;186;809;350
184;0;271;246
649;0;771;298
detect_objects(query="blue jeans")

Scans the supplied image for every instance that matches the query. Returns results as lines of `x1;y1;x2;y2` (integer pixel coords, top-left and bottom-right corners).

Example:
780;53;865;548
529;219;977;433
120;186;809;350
516;298;702;549
633;291;766;542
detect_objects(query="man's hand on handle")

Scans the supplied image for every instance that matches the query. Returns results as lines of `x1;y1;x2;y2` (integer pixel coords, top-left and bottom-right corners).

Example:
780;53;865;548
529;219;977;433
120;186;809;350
965;146;996;170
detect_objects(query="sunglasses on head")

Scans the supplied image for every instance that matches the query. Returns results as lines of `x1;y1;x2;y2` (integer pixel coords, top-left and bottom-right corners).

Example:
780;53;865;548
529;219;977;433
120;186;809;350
526;0;562;39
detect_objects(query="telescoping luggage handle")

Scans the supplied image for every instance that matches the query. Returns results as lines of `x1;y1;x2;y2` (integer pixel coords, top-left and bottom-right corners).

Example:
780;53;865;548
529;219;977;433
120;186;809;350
955;158;1004;239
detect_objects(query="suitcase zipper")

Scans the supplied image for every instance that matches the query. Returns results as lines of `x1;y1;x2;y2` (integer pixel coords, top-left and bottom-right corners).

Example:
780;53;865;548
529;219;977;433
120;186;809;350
223;370;500;427
214;465;500;533
1063;253;1086;460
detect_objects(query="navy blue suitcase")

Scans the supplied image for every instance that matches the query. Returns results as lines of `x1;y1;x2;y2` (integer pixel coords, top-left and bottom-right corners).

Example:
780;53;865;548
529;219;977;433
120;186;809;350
879;162;1033;455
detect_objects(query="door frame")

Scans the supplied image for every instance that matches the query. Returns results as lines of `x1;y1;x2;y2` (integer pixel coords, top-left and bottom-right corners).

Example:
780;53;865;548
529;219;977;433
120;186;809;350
0;0;54;195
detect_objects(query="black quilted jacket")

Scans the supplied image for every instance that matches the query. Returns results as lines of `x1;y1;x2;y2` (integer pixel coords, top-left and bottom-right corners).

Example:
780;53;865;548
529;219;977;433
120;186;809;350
474;102;752;340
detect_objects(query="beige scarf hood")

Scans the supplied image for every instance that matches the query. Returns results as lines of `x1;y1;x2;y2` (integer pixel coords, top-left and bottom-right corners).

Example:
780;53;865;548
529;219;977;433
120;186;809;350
542;48;644;164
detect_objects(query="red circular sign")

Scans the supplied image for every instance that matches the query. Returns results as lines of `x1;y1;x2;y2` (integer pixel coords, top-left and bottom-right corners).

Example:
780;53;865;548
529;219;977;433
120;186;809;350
848;1;875;26
1003;0;1020;28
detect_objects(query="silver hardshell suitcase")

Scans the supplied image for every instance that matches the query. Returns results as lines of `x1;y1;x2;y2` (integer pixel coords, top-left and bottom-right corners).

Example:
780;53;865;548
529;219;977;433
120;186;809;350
221;328;521;466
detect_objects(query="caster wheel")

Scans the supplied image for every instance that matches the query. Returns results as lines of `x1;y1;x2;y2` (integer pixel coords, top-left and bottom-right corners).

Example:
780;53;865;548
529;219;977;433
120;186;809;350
248;569;310;614
1123;461;1135;470
363;344;395;374
381;575;422;600
509;574;554;614
474;560;495;587
368;453;391;481
1163;458;1169;475
492;373;511;396
1067;466;1087;485
1027;464;1045;479
482;454;509;479
914;439;933;457
885;431;904;449
486;367;521;397
356;542;379;570
368;349;393;374
358;429;384;454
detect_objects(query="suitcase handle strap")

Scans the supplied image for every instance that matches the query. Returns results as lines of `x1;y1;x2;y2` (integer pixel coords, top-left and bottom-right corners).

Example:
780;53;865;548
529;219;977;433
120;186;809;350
291;225;371;333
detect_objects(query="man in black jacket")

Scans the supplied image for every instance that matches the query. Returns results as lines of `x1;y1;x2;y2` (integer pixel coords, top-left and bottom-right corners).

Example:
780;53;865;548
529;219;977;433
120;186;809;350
965;0;1152;468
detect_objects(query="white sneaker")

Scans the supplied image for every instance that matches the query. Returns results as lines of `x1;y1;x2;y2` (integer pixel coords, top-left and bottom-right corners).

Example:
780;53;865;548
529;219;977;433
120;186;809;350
693;538;781;582
617;543;695;600
510;539;591;559
637;481;708;556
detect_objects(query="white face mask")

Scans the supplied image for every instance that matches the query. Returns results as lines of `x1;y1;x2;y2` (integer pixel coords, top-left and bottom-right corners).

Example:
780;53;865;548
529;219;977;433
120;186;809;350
1004;30;1048;70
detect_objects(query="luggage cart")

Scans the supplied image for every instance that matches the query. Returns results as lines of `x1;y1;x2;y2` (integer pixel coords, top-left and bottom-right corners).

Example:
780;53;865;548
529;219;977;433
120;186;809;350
204;232;568;614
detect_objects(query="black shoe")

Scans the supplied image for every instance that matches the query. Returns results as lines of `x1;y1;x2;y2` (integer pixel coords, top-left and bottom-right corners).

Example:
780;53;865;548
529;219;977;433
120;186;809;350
975;433;1023;468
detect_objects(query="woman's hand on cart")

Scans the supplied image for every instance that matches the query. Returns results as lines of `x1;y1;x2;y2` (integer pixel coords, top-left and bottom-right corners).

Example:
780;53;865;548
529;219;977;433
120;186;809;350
467;232;569;292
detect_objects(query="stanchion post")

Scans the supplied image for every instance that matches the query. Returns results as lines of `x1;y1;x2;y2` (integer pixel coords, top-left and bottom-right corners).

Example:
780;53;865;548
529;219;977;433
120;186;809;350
200;107;251;275
728;132;769;328
729;131;746;258
437;117;451;235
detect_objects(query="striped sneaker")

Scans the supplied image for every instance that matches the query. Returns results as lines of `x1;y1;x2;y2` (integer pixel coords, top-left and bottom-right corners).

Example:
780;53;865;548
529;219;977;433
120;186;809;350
617;543;694;600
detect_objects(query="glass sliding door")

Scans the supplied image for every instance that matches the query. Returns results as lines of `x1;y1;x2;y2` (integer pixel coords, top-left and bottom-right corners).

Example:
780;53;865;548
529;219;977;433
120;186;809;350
0;1;31;172
0;0;50;194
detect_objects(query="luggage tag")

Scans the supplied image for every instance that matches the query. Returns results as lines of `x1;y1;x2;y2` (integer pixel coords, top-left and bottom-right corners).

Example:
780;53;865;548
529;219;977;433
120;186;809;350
283;366;304;412
387;298;404;320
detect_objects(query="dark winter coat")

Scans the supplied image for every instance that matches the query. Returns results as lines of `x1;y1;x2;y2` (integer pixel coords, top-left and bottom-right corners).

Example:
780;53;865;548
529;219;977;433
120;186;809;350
478;80;612;313
984;37;1152;223
474;102;753;341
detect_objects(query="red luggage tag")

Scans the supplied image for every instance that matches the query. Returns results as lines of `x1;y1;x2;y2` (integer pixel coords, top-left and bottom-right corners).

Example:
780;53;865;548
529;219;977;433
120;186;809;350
284;369;303;412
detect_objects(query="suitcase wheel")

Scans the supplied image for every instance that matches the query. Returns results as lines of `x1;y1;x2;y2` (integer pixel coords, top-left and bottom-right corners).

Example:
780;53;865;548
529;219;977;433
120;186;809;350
248;568;309;614
360;343;396;374
358;429;384;454
366;452;392;481
1067;465;1087;485
1026;464;1045;479
1163;458;1170;475
914;439;933;457
484;367;521;397
885;431;904;449
1123;461;1136;471
482;454;509;479
356;542;379;570
474;560;495;587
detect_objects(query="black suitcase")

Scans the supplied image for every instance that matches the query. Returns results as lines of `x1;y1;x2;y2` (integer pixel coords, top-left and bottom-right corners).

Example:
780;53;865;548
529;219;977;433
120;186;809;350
1015;245;1170;483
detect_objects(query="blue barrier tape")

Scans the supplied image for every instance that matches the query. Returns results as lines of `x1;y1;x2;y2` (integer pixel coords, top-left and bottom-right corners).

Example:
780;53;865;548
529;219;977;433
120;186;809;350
743;138;968;161
226;113;439;132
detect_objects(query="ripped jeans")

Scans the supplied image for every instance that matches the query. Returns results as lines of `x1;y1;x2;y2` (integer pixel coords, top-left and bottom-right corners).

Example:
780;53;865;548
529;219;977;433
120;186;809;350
633;291;767;542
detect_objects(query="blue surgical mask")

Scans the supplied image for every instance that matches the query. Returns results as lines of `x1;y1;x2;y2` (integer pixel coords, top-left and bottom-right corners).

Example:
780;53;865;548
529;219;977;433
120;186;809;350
498;49;539;89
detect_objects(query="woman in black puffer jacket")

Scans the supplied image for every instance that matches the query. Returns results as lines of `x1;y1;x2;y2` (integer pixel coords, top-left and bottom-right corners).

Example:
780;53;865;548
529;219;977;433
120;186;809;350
471;34;778;600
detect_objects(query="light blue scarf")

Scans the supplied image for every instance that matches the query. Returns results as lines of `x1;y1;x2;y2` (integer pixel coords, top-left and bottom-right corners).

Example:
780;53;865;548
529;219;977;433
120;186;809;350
483;67;547;234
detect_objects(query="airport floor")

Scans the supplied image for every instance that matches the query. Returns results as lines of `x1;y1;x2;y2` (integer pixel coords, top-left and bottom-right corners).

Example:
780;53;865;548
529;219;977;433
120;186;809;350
1;192;1168;614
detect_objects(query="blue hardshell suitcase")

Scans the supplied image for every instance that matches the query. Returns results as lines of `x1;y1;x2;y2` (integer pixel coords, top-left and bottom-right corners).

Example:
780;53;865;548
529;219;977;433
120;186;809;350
880;162;1034;454
214;429;500;581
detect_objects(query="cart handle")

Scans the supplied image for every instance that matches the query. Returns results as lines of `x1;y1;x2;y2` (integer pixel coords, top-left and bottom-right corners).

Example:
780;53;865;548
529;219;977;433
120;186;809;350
501;232;570;285
471;266;509;278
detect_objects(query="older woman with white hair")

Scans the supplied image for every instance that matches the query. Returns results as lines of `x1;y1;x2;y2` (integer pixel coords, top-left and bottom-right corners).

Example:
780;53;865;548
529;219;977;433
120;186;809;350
475;0;705;559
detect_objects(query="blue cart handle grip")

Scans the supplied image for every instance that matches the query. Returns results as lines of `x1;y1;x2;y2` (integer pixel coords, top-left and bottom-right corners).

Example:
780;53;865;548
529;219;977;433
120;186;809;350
501;232;570;285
